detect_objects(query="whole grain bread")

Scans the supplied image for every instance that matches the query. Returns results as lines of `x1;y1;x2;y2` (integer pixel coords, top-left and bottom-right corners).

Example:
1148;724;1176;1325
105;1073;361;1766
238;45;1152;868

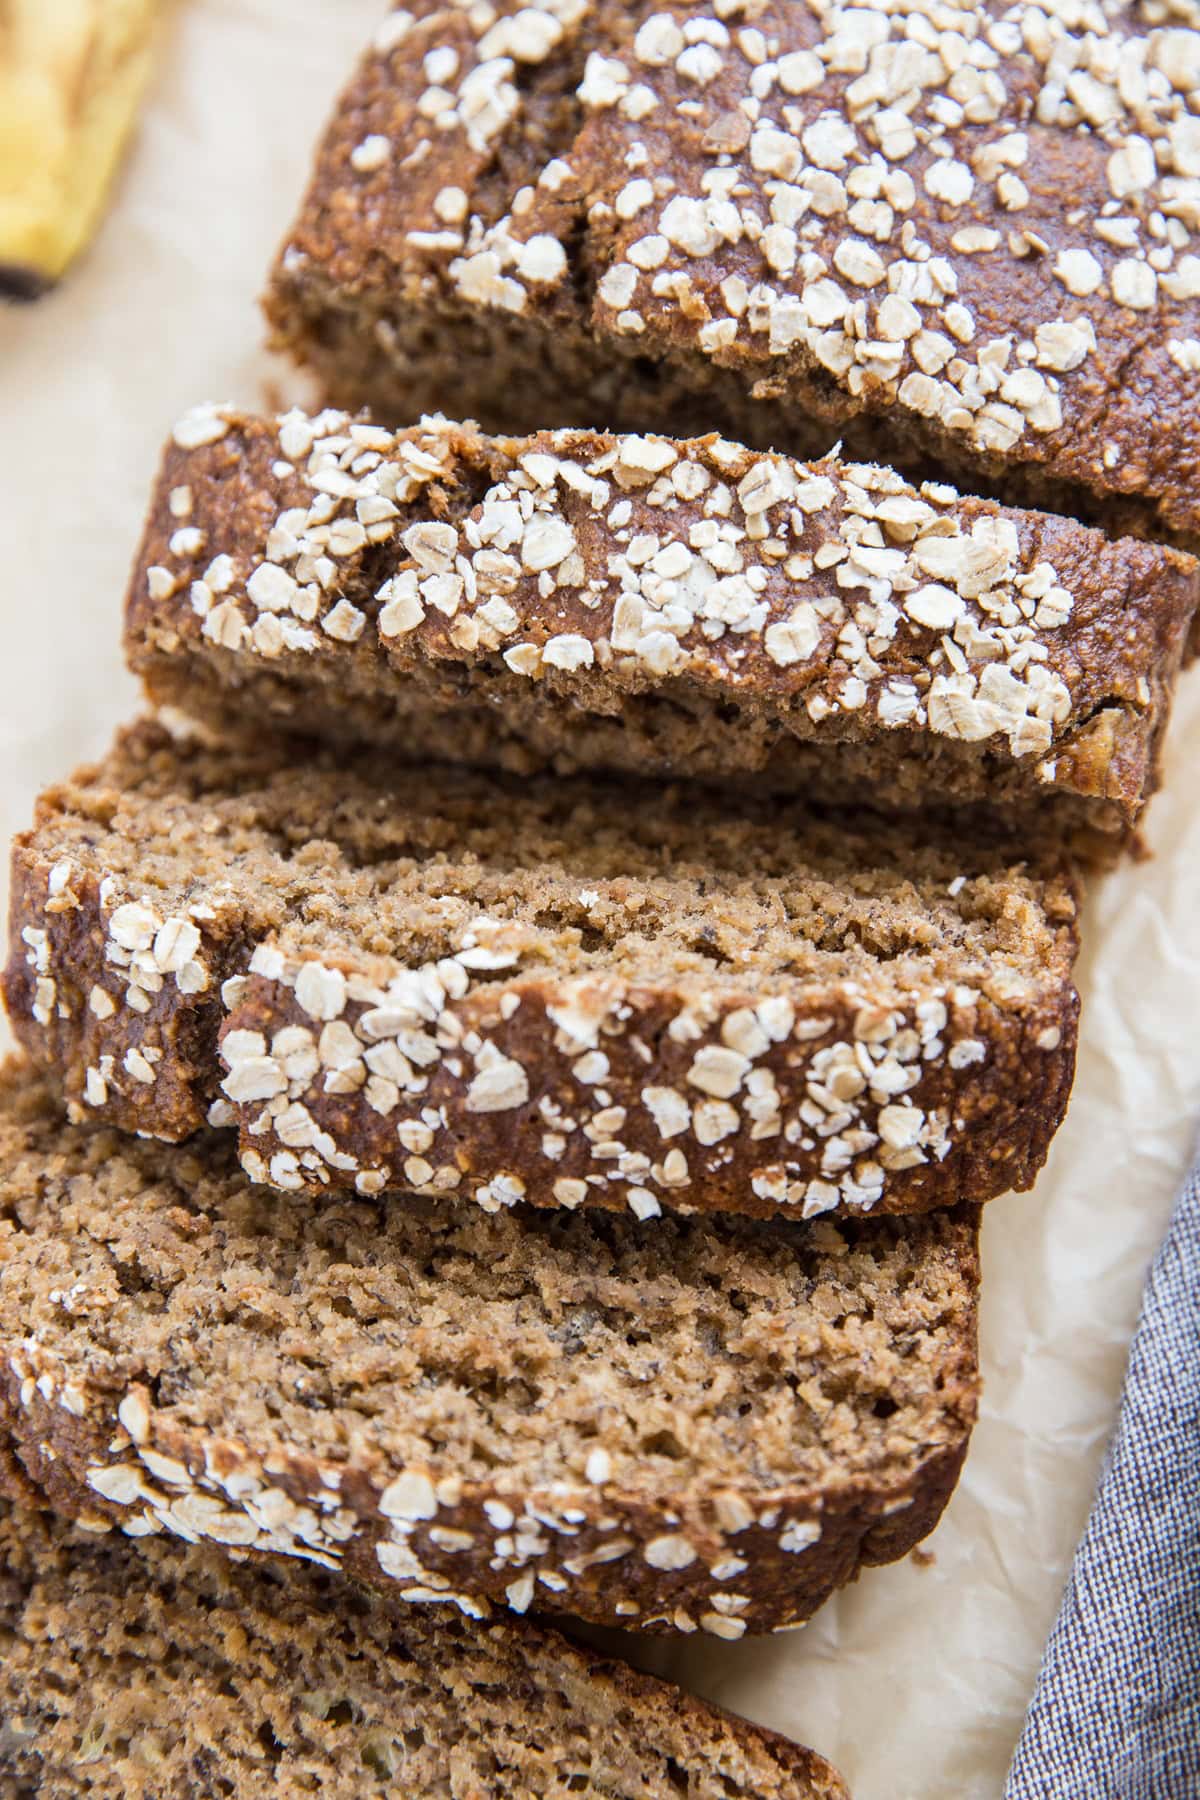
125;405;1200;856
0;1061;979;1639
263;2;1200;558
0;1500;848;1797
5;720;1080;1223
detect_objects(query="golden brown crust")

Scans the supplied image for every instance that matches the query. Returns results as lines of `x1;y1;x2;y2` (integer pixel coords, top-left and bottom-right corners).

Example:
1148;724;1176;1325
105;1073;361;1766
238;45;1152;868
263;2;1200;550
124;409;1199;855
0;1059;979;1642
4;720;1081;1223
0;1501;849;1799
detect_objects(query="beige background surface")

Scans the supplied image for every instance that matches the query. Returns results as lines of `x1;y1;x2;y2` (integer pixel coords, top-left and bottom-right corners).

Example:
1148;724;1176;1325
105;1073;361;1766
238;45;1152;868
2;5;1198;1795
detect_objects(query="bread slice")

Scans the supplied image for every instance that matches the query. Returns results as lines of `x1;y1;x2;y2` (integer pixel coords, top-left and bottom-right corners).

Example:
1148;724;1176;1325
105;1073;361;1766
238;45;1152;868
0;1500;847;1797
124;407;1199;857
263;4;1200;556
5;720;1080;1222
0;1061;979;1638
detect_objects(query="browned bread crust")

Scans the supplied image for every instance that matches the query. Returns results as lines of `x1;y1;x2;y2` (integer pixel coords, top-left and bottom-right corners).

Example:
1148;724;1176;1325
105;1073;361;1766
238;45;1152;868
124;407;1200;855
4;721;1080;1222
0;1502;848;1797
263;2;1200;554
0;1059;978;1642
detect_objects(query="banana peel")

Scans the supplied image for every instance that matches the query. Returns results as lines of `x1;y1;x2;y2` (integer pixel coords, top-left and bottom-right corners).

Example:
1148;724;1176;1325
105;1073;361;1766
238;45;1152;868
0;0;162;297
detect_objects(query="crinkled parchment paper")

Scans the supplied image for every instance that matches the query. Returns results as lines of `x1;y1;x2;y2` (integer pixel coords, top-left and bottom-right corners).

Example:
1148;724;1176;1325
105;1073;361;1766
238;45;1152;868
2;6;1198;1795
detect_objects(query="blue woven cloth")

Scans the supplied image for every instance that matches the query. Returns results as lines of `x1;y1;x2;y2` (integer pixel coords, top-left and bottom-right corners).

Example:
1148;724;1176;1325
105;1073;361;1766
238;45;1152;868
1006;1156;1200;1799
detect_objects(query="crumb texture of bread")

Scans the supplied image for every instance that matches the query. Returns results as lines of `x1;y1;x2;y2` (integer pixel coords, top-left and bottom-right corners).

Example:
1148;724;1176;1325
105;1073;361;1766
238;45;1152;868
263;1;1200;550
5;722;1080;1221
0;1061;979;1637
124;408;1200;852
0;1501;849;1798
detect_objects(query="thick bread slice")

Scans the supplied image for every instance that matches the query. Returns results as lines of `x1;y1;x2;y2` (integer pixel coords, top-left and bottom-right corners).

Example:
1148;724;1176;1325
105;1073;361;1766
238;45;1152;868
263;3;1200;554
125;406;1200;856
0;1062;979;1639
5;721;1080;1222
0;1499;848;1798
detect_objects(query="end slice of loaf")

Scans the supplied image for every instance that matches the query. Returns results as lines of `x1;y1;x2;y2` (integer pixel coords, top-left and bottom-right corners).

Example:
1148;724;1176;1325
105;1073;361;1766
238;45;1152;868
124;406;1199;855
5;721;1080;1222
0;1500;847;1799
262;5;1200;554
0;1061;979;1638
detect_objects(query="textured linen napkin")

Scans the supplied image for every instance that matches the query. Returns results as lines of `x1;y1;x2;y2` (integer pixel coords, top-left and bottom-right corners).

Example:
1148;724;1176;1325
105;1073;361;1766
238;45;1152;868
1005;1152;1200;1799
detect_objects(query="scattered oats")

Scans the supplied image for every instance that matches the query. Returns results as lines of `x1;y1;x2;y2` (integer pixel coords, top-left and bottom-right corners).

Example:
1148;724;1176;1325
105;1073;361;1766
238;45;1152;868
633;15;684;66
465;1050;529;1113
701;1612;747;1640
598;263;639;309
764;603;820;666
518;235;568;284
379;1471;438;1522
323;599;367;642
434;185;469;224
522;515;576;571
1053;248;1103;297
777;50;822;94
686;1045;749;1099
644;1534;697;1571
905;584;965;632
1111;258;1157;311
924;160;974;206
779;1519;822;1554
374;12;413;55
247;563;299;613
108;901;158;952
377;573;425;636
834;238;886;287
173;406;230;450
294;962;347;1022
585;1448;612;1484
506;1571;536;1614
543;633;594;671
87;1464;144;1505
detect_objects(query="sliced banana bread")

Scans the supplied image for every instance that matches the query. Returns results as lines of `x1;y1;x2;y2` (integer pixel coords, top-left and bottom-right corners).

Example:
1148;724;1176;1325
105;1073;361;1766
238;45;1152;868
5;721;1080;1222
0;1500;848;1797
263;2;1200;551
0;1062;979;1638
125;406;1200;855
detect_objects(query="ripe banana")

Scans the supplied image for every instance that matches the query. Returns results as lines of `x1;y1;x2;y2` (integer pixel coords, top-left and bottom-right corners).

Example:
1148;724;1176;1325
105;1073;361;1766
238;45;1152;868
0;0;161;296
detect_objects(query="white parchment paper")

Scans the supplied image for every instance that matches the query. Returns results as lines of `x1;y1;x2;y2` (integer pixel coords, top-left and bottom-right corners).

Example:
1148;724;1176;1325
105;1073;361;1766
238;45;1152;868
2;6;1198;1795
